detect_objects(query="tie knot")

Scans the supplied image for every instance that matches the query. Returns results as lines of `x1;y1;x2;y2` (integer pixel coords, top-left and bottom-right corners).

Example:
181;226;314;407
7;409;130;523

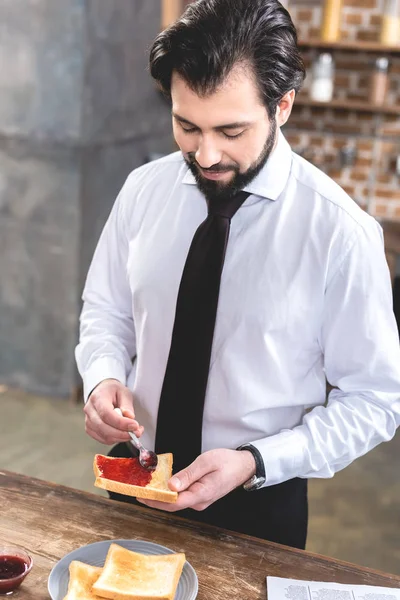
207;191;250;219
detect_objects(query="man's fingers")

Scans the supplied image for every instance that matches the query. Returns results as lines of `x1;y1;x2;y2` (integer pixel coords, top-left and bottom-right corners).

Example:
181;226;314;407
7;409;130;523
116;386;136;418
87;421;131;444
118;391;135;416
134;425;145;438
88;382;137;430
84;380;145;443
85;398;142;441
121;408;136;420
84;410;132;444
137;489;200;512
149;478;214;512
118;407;143;436
140;450;246;514
138;469;223;512
85;426;106;444
169;455;217;492
85;425;129;445
98;403;137;431
191;502;211;511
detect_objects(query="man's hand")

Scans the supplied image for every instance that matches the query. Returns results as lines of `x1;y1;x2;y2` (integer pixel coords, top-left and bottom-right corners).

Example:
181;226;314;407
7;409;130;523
84;378;144;445
137;448;256;512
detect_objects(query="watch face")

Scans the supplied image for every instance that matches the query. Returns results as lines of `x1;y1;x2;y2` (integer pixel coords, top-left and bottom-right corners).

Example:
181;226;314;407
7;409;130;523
243;476;265;491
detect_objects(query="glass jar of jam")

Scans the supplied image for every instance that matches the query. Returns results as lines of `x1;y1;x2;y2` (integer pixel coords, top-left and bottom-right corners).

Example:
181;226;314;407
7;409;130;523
0;547;33;595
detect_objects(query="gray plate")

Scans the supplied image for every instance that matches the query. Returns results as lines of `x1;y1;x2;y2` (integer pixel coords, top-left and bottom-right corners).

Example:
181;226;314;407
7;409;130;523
48;539;198;600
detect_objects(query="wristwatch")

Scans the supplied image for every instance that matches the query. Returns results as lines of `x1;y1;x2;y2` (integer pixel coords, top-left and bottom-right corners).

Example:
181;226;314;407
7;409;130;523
236;443;266;491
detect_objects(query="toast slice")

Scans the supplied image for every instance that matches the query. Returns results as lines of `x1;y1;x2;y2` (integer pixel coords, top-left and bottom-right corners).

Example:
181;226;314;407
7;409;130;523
92;543;186;600
93;453;178;503
62;560;103;600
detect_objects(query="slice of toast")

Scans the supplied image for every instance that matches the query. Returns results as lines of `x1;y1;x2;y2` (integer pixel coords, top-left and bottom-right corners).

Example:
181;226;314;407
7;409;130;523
93;453;178;503
62;560;103;600
92;543;186;600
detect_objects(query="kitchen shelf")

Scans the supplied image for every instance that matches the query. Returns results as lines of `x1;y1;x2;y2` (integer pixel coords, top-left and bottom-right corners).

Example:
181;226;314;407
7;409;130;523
298;39;400;54
294;96;400;115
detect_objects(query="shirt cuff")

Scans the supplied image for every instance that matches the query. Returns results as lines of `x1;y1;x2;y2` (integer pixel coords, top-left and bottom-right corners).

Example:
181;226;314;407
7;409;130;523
251;428;308;487
82;356;127;402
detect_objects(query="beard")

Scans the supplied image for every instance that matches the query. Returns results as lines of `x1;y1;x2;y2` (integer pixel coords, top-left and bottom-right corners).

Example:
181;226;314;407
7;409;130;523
184;119;277;203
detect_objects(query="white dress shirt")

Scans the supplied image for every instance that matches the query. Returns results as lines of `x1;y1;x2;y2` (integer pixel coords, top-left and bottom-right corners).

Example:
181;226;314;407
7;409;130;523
76;131;400;487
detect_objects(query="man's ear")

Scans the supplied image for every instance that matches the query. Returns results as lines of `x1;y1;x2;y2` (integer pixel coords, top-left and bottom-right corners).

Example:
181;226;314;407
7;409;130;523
275;89;296;127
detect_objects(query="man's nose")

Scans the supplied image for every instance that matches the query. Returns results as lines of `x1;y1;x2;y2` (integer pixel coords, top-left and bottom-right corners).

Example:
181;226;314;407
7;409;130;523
195;138;222;169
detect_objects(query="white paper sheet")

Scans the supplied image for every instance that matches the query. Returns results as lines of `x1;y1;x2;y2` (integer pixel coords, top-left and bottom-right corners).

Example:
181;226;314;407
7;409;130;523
267;576;400;600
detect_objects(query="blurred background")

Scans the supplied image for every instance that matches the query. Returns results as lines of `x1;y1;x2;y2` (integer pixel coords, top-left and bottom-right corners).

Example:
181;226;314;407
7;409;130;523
1;0;399;575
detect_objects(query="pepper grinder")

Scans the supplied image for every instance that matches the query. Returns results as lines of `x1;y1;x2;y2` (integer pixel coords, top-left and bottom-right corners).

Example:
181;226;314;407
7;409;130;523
369;57;390;106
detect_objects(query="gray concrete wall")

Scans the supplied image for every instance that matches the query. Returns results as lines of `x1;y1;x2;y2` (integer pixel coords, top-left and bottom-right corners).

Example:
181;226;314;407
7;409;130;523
0;0;173;397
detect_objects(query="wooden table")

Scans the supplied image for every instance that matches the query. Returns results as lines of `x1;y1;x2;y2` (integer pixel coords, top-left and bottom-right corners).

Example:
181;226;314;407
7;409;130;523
1;471;399;599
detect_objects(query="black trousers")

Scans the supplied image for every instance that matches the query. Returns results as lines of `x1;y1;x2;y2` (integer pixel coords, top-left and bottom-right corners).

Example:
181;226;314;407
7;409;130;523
108;442;308;549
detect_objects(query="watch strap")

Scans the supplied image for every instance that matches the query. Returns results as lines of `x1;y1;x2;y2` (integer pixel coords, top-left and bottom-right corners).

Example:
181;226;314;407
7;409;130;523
236;443;266;491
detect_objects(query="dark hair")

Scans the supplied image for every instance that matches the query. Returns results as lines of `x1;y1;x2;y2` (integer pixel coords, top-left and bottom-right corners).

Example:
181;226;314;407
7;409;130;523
149;0;305;118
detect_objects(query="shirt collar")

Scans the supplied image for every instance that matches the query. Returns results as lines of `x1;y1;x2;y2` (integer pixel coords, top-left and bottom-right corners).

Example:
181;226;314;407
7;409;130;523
182;129;292;202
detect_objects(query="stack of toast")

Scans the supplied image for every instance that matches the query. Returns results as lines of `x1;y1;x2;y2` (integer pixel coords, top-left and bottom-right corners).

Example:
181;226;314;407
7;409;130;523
63;543;186;600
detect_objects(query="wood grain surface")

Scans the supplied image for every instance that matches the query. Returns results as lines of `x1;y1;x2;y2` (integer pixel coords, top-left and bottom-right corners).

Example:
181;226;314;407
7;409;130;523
1;470;399;600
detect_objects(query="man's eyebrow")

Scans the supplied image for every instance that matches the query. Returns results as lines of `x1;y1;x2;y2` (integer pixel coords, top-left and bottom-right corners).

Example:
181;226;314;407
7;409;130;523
173;113;251;130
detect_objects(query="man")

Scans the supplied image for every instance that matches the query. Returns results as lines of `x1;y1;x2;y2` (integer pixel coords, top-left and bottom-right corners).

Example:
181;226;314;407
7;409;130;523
76;0;400;549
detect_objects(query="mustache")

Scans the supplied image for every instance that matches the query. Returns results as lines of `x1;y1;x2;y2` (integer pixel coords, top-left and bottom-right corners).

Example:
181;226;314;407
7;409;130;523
202;166;234;173
186;154;238;173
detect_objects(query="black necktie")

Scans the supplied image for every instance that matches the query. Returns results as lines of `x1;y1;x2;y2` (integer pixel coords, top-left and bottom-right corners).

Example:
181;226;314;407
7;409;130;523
155;191;250;474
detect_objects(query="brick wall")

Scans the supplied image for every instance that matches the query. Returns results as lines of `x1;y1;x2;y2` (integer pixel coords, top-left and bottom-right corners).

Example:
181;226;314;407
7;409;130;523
287;0;400;220
292;0;386;43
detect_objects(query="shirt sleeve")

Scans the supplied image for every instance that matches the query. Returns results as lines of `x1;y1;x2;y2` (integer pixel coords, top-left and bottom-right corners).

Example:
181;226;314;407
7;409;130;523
75;177;136;401
252;218;400;486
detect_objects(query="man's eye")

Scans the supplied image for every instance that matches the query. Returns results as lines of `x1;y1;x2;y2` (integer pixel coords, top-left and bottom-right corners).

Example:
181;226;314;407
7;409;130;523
181;126;198;134
222;131;245;140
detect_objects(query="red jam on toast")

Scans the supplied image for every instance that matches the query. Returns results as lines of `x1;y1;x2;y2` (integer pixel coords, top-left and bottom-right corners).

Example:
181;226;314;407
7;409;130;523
95;455;152;487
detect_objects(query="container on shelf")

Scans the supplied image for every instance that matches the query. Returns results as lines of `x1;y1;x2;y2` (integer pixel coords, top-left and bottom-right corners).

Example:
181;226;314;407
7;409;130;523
381;0;400;46
339;145;357;168
161;0;182;30
369;57;390;105
321;0;343;42
396;155;400;176
310;53;335;102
